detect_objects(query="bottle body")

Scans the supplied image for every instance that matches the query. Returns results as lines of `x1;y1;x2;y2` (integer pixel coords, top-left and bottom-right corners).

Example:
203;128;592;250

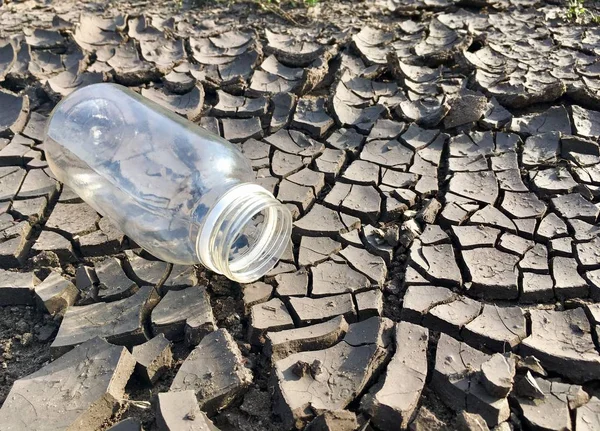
44;83;291;283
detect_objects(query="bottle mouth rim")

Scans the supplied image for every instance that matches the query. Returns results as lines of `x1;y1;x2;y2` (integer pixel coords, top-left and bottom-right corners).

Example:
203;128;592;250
196;183;292;283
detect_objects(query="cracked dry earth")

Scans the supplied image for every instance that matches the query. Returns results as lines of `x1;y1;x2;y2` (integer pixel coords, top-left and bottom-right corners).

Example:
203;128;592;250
1;0;600;430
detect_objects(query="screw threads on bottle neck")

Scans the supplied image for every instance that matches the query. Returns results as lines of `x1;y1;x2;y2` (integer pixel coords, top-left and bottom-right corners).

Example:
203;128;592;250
196;183;292;283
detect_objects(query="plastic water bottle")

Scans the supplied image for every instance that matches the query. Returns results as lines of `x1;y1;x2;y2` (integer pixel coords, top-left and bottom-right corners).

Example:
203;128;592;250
44;83;292;283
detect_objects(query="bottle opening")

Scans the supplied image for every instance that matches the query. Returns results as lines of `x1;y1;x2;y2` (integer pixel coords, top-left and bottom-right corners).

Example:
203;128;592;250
229;209;266;263
196;183;292;283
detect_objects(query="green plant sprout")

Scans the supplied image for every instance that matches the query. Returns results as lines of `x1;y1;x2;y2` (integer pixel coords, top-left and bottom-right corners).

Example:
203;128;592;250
565;0;600;24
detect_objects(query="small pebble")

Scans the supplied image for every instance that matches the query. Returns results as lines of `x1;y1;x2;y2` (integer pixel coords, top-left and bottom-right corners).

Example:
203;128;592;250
20;333;33;346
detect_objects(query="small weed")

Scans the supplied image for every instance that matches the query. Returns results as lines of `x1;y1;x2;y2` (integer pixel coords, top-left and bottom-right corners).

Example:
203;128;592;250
180;0;319;9
565;0;600;23
257;0;319;6
253;0;320;24
566;0;586;21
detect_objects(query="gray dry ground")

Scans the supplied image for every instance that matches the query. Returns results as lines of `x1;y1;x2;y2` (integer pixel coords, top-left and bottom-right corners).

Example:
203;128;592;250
1;0;600;430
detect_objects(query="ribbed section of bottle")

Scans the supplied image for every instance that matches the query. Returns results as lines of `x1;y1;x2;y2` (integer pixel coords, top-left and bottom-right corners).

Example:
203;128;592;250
196;183;292;283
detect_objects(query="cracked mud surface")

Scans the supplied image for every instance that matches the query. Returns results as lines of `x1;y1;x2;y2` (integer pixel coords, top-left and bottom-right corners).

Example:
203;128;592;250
1;0;600;429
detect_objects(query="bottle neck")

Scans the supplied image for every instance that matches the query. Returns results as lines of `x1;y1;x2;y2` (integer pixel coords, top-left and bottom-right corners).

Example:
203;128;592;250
195;183;292;283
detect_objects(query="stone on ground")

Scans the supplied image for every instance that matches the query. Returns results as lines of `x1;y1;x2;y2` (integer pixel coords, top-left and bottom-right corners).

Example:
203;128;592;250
461;248;519;300
248;298;295;345
156;390;220;431
0;337;136;430
520;272;554;303
51;285;160;357
520;308;600;383
265;315;349;361
0;269;40;305
132;334;173;385
339;245;387;286
298;236;342;266
513;371;545;400
275;270;309;297
360;322;428;430
75;264;97;305
355;288;384;319
451;226;500;249
401;285;457;324
462;304;526;352
423;296;482;338
576;396;600;431
242;281;273;313
294;204;360;237
288;293;356;325
431;333;510;427
304;410;359;431
456;412;490;431
95;257;139;302
408;240;462;287
480;354;515;398
408;406;447;431
162;265;198;292
107;418;144;431
150;285;216;346
551;193;599;223
170;329;253;415
125;252;170;288
310;260;371;297
273;317;391;429
513;377;589;431
34;271;79;315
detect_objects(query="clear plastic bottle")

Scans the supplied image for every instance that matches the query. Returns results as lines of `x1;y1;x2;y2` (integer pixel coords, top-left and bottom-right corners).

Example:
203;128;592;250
44;83;292;283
